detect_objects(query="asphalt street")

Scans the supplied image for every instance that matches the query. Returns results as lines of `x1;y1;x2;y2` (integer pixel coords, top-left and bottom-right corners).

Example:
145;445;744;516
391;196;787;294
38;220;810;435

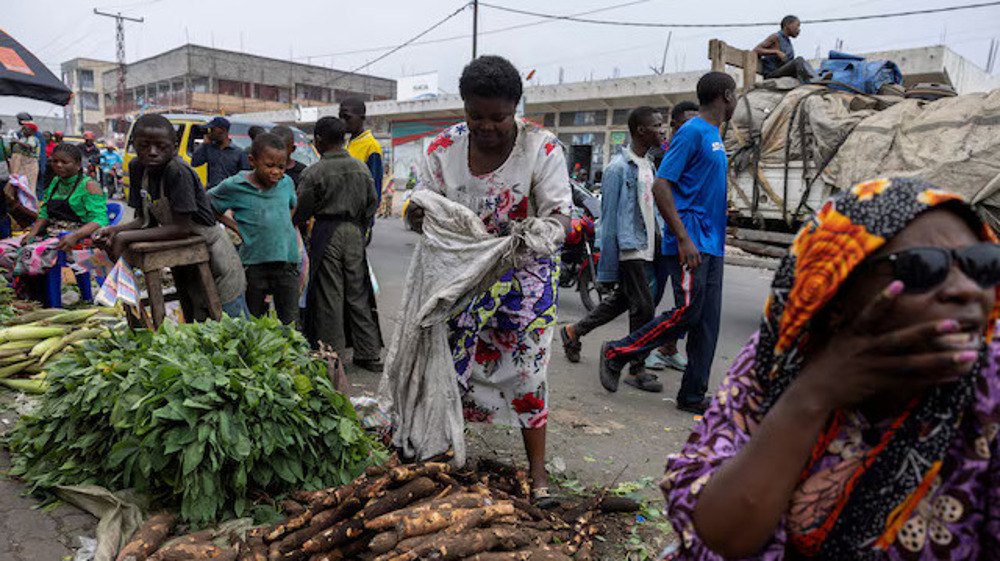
353;217;775;494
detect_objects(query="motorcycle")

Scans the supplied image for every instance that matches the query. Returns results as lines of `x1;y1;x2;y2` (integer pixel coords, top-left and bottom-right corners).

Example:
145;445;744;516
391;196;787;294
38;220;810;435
559;180;608;311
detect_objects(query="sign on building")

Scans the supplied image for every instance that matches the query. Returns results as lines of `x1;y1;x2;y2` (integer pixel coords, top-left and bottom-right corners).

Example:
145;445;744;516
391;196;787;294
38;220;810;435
396;73;438;101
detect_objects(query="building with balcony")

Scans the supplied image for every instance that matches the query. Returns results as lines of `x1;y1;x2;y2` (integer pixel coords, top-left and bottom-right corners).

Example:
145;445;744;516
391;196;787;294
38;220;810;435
61;57;119;136
91;44;396;134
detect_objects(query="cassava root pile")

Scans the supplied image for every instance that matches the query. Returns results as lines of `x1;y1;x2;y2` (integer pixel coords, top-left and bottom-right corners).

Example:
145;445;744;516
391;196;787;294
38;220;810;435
121;454;638;561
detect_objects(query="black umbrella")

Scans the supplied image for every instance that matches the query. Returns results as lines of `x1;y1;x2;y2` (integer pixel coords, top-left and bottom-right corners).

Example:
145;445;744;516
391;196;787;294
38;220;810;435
0;29;72;105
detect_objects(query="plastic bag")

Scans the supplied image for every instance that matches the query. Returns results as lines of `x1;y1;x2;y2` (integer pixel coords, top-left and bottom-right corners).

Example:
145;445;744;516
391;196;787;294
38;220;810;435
96;258;139;307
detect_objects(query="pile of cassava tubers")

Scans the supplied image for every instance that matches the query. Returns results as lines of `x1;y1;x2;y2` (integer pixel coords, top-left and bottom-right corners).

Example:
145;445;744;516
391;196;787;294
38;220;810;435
116;455;640;561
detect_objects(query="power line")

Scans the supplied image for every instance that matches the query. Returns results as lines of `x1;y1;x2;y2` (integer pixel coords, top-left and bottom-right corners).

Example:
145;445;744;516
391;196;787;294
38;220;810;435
479;0;1000;28
329;2;472;86
293;0;649;61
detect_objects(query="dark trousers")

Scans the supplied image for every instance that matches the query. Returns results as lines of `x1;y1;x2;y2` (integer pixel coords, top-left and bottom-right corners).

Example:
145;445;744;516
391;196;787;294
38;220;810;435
606;255;723;404
245;262;300;325
764;57;818;82
575;260;654;374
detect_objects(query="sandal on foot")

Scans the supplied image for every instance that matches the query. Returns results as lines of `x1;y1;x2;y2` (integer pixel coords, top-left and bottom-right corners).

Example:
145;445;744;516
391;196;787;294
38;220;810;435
531;487;562;510
561;326;581;363
623;372;664;393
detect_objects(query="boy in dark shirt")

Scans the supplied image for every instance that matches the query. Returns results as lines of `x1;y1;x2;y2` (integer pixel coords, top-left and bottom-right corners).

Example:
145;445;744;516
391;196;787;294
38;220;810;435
271;125;308;186
94;113;248;320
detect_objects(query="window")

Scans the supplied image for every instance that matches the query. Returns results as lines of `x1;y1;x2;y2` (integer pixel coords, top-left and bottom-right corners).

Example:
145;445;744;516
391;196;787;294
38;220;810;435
296;84;330;102
543;113;556;127
80;92;100;110
612;109;630;125
78;69;95;90
257;84;280;101
559;110;605;127
218;79;251;97
190;76;209;93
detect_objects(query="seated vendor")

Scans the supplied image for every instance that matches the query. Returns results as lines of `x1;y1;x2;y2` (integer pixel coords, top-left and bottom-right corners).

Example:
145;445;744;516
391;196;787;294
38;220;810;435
0;143;108;294
660;177;1000;559
754;15;817;82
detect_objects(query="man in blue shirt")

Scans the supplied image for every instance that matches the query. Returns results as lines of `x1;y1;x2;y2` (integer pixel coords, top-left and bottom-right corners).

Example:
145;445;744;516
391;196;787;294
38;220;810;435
191;116;251;188
599;72;737;414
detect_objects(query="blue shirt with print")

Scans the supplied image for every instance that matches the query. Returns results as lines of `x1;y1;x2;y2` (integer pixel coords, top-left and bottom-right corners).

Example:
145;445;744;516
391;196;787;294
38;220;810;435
208;171;299;266
657;116;728;257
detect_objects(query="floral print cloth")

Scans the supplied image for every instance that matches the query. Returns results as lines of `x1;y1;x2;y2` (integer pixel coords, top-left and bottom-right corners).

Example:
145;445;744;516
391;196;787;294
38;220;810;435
0;233;113;282
419;118;572;428
661;178;1000;560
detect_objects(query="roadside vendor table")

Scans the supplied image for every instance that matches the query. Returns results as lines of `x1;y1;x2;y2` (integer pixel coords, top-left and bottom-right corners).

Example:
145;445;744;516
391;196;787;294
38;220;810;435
124;237;221;328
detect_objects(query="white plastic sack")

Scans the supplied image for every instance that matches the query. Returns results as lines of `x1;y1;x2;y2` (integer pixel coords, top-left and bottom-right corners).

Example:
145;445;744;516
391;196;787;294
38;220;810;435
378;190;564;466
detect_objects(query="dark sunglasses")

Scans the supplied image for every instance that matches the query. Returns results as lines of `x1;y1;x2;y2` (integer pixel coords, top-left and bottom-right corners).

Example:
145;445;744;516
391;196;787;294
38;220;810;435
868;243;1000;294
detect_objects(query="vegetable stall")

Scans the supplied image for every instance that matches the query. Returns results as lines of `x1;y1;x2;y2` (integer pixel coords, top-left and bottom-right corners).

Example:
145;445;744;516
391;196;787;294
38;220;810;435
0;307;644;560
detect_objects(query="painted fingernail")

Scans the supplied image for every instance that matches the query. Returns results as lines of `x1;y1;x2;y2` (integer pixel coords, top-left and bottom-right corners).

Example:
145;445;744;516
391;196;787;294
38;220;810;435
886;281;904;296
938;320;960;333
955;351;978;364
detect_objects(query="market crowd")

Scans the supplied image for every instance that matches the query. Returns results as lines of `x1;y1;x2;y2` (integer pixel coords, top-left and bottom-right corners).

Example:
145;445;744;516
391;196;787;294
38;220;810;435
2;13;1000;557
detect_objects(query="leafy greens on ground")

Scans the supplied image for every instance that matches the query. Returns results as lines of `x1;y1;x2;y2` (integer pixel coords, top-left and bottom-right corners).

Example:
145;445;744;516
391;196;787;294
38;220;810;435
7;315;384;525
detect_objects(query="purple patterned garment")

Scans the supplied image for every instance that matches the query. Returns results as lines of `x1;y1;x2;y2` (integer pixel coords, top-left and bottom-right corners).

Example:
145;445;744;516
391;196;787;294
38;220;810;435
660;332;1000;560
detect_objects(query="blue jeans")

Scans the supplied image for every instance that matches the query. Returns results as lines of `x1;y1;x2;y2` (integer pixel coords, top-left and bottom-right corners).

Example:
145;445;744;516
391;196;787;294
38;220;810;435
222;294;250;318
606;254;723;404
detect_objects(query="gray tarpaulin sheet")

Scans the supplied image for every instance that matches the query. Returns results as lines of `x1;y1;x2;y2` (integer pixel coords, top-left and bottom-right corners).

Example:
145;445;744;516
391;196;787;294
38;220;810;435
827;90;1000;229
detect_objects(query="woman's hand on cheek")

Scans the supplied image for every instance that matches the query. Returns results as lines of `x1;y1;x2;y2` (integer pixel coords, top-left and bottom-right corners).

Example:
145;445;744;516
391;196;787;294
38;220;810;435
795;280;978;412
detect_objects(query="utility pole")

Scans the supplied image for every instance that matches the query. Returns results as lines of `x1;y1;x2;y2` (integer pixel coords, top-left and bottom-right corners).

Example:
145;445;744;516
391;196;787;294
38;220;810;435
472;0;479;60
94;9;143;135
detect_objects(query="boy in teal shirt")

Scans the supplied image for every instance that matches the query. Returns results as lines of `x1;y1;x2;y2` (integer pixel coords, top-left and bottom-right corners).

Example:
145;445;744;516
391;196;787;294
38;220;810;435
208;133;300;324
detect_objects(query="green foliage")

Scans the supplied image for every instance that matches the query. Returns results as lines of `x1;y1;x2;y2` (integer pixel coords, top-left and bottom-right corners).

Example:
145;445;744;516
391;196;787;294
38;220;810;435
7;315;385;525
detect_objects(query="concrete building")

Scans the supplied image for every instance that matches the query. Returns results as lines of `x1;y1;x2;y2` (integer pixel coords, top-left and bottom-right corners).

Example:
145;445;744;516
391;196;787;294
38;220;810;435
236;44;999;181
90;44;396;133
61;58;118;136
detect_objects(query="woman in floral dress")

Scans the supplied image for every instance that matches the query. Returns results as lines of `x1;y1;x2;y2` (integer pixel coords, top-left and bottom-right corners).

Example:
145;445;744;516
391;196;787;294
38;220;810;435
661;178;1000;560
408;55;572;500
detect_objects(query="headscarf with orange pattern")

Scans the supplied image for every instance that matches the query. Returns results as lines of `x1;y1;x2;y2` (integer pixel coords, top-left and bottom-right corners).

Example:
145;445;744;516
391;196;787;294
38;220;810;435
754;177;1000;559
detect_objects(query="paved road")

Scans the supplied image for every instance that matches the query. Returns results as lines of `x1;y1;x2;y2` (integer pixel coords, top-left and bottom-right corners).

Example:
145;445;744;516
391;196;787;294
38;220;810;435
355;217;775;492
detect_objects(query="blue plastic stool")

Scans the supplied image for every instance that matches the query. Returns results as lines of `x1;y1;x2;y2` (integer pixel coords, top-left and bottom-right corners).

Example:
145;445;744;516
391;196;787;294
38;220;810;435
40;202;120;308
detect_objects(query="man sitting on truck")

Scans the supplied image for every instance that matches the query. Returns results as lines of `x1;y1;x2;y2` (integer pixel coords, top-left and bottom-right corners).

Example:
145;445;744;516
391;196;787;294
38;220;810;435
754;15;817;83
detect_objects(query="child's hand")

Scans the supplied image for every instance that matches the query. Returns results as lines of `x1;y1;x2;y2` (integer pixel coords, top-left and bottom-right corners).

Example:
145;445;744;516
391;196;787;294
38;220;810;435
19;235;34;247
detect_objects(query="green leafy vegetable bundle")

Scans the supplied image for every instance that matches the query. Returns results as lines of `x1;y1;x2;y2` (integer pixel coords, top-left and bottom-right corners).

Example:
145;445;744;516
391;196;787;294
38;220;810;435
7;315;385;525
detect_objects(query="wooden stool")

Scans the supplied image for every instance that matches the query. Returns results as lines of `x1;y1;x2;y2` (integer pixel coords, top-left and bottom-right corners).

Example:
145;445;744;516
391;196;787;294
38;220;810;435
124;237;222;328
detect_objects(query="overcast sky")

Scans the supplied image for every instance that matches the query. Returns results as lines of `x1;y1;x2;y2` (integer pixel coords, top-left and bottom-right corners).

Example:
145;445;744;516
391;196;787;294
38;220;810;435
3;0;998;120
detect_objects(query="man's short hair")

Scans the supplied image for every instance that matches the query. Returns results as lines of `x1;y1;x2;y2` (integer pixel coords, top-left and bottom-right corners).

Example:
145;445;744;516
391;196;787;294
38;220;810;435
248;125;266;141
671;101;699;121
627;106;660;135
340;97;367;116
781;15;799;28
133;113;175;138
314;116;347;145
696;72;736;106
459;55;523;103
271;125;295;148
250;132;286;159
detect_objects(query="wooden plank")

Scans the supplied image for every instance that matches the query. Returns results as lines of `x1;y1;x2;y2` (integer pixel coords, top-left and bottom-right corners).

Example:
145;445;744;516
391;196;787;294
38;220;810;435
727;238;787;258
732;228;796;245
145;269;166;329
197;262;223;321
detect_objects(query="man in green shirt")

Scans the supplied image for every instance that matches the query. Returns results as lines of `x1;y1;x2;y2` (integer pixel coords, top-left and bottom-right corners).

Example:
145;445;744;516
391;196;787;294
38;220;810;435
294;116;382;372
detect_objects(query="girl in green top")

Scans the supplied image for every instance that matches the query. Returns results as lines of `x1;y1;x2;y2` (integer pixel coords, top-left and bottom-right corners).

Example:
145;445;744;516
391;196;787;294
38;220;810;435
1;143;109;284
23;143;108;249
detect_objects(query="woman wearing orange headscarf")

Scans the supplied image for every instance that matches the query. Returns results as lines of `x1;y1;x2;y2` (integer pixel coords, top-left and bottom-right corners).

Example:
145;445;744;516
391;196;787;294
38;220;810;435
661;178;1000;560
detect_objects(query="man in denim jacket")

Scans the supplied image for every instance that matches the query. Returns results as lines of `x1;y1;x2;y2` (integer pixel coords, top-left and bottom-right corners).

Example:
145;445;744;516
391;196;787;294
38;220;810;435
560;107;666;393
